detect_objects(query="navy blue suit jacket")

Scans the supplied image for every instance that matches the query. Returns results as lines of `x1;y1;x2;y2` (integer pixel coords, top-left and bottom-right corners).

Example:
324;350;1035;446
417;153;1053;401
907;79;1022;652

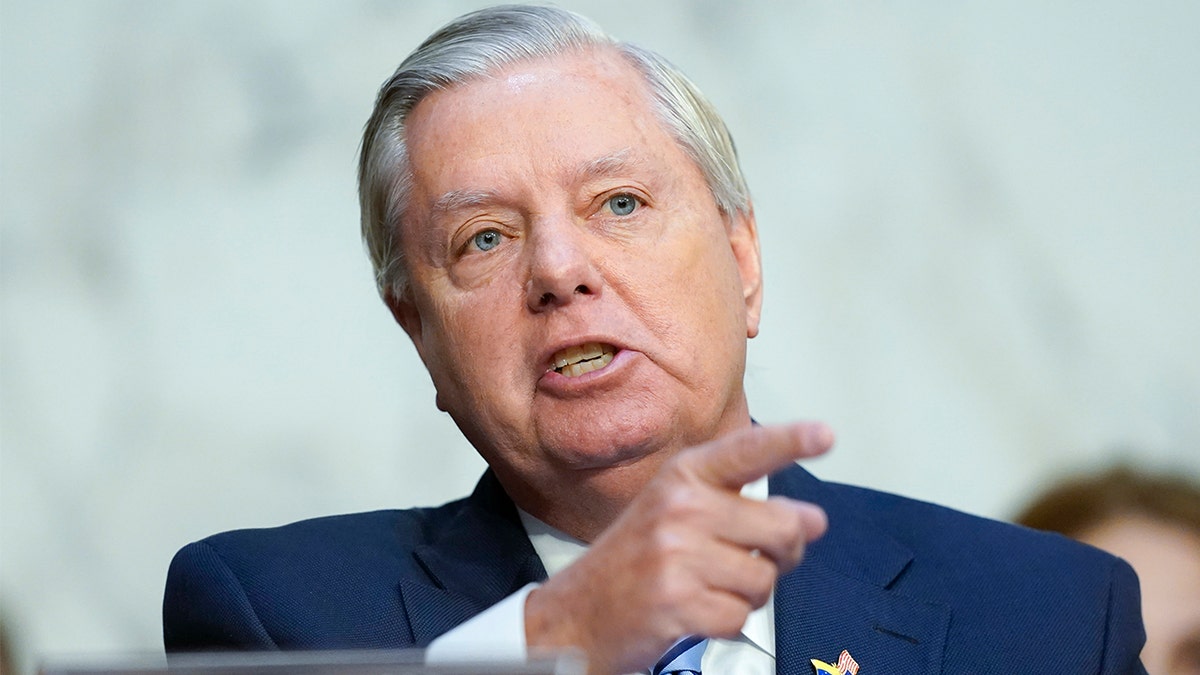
164;464;1147;673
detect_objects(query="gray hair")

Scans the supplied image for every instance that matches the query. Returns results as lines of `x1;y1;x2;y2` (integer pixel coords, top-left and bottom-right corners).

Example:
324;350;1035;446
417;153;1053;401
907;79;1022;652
358;4;750;299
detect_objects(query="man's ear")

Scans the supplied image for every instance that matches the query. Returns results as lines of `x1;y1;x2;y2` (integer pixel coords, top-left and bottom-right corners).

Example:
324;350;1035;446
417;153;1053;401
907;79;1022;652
385;287;450;413
727;204;763;338
385;286;424;349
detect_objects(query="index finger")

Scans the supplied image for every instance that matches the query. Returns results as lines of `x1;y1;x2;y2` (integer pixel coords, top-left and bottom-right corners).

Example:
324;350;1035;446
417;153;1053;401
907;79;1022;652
684;422;835;490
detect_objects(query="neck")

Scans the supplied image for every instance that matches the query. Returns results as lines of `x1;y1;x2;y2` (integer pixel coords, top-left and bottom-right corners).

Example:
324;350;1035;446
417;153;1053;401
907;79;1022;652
496;413;754;542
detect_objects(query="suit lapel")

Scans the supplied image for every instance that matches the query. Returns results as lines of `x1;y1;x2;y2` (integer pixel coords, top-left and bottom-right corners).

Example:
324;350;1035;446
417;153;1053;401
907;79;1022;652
397;463;953;666
399;470;548;645
771;465;950;675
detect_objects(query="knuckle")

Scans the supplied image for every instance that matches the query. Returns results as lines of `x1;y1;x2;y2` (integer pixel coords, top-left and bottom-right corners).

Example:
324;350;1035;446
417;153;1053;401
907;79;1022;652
657;483;706;522
647;527;687;558
781;517;805;547
653;574;700;618
771;504;806;544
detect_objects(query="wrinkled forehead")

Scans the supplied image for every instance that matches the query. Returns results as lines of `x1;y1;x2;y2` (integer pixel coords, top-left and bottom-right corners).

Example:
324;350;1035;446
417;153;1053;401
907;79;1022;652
404;47;691;195
405;45;682;169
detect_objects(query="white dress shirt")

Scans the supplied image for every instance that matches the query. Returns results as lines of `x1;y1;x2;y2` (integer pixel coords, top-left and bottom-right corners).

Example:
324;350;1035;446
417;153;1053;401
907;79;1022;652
427;478;775;674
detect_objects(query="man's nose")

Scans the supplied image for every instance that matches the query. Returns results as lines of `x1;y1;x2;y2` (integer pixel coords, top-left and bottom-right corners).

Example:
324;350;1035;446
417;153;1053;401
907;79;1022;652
524;217;603;312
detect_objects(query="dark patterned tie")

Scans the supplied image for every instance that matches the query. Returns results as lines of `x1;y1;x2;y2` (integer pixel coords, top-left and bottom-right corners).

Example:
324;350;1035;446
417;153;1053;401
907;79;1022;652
651;635;707;675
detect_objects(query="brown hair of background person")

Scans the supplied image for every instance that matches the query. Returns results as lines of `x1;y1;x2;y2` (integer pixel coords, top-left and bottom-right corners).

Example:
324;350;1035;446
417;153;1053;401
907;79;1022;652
1017;465;1200;538
1016;465;1200;675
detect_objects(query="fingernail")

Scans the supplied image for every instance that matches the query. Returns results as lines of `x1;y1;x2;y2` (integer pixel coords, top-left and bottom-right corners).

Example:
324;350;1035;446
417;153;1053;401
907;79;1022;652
806;423;834;449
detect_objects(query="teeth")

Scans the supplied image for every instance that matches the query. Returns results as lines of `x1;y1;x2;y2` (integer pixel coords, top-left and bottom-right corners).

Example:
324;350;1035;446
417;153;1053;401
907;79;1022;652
551;342;615;377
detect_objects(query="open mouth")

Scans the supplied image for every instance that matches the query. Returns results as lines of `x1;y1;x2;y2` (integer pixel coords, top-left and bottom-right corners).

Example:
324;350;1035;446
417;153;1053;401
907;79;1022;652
551;342;616;378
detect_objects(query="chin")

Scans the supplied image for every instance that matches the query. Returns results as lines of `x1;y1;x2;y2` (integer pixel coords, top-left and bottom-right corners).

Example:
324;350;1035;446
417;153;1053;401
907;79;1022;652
548;438;657;471
536;413;673;471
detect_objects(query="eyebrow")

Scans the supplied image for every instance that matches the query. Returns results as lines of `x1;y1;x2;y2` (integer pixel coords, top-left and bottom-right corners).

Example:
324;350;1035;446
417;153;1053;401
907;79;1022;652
428;149;641;217
572;148;636;185
430;188;502;216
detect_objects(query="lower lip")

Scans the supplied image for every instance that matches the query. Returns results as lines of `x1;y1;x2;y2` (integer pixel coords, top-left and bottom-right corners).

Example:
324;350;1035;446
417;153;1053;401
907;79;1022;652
538;348;633;393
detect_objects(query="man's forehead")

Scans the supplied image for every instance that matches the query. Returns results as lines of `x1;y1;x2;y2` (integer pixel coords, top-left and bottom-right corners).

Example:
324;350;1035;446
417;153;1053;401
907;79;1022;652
410;47;653;131
405;56;684;192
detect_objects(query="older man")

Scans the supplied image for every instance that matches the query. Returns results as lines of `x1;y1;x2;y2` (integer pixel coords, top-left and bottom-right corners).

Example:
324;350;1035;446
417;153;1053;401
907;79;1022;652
164;6;1147;673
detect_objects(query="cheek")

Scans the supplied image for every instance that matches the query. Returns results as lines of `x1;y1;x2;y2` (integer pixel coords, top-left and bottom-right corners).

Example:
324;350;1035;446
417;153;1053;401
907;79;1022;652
424;282;524;381
616;229;746;351
667;229;746;312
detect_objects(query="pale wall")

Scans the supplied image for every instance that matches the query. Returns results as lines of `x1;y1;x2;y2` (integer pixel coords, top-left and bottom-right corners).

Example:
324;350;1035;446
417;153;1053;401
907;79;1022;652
2;1;1197;672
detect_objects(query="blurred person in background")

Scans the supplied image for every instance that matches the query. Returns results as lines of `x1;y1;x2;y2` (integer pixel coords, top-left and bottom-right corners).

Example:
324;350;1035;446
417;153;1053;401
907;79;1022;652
1018;465;1200;675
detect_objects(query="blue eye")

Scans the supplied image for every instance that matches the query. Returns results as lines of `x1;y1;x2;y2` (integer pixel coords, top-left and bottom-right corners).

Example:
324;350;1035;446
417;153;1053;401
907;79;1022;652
607;193;638;216
472;229;502;251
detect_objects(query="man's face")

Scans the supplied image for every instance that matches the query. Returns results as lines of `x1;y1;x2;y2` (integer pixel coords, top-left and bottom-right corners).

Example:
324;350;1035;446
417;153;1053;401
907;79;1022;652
392;48;762;503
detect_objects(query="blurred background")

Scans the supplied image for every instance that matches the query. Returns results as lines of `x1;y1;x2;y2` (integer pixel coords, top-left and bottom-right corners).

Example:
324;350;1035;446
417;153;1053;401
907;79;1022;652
2;1;1197;672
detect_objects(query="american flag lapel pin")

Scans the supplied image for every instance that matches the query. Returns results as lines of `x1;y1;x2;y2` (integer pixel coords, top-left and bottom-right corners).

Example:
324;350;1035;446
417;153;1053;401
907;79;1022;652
811;649;860;675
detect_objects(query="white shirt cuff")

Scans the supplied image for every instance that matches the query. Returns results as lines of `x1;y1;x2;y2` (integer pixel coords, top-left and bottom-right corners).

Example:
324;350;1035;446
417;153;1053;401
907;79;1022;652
425;582;539;662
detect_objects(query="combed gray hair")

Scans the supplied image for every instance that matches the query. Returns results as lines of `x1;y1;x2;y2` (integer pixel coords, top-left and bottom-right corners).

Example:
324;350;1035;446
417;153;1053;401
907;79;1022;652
358;4;750;299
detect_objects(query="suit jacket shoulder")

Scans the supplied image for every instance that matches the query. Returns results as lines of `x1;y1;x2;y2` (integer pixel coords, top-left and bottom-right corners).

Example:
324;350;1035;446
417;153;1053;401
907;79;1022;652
769;465;1146;674
162;471;545;652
